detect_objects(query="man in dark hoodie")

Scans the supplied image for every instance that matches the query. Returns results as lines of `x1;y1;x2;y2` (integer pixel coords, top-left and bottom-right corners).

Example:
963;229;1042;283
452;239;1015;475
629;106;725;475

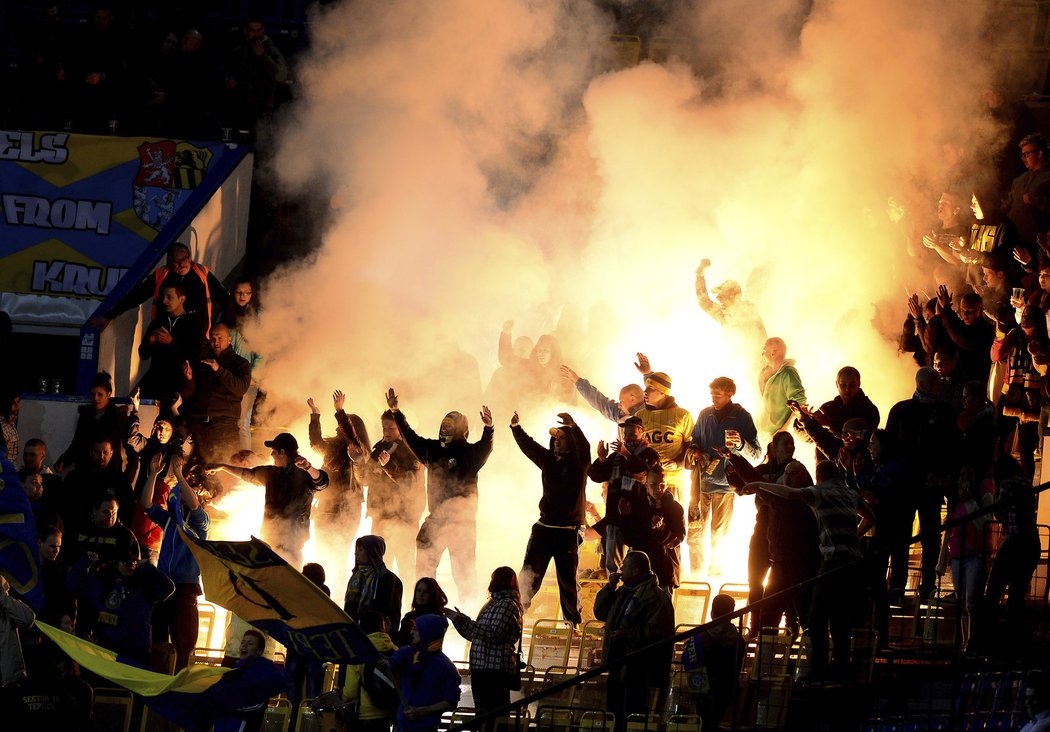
385;388;493;600
510;411;590;625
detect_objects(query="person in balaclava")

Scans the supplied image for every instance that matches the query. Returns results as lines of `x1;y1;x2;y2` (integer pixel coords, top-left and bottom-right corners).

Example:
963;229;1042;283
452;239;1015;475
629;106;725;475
384;388;493;601
344;534;404;634
510;411;590;625
384;614;460;732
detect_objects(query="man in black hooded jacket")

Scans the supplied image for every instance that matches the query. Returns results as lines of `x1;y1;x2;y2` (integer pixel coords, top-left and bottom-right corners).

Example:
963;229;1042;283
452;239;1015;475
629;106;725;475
510;411;590;625
385;388;493;600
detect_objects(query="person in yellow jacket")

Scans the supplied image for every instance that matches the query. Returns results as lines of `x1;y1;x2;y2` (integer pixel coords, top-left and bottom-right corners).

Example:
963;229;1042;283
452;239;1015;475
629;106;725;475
342;610;399;732
634;354;695;502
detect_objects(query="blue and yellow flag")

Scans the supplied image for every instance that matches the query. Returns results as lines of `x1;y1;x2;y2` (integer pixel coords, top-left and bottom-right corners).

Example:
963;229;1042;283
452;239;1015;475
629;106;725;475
37;621;290;732
178;526;378;664
0;449;42;607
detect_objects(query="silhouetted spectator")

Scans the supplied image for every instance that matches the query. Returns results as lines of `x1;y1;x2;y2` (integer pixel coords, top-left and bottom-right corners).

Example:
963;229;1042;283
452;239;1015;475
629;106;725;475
813;366;881;435
885;367;959;597
510;411;589;624
222;17;288;134
619;466;686;591
344;535;404;636
365;411;425;586
386;388;493;600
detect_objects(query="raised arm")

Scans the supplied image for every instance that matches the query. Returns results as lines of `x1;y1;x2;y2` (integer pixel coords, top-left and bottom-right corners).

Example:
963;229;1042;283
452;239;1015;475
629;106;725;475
510;412;547;468
695;259;725;323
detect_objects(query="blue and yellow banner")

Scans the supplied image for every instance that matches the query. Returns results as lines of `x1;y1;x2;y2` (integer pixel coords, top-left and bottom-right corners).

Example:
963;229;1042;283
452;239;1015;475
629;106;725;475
37;621;290;732
0;130;232;300
0;449;43;608
179;527;378;664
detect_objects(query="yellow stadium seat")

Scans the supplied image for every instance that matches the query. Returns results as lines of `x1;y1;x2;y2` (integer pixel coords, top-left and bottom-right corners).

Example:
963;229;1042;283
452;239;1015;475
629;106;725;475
673;582;711;624
263;696;292;732
527;619;573;670
577;620;605;670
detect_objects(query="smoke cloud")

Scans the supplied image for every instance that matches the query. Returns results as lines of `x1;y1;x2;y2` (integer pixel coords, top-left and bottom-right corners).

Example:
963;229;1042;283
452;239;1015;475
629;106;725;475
240;0;1006;606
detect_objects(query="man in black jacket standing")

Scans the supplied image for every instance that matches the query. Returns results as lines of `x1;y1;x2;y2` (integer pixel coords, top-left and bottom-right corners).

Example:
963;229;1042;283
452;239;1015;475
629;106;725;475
385;388;493;601
181;323;250;466
510;411;589;626
206;432;328;568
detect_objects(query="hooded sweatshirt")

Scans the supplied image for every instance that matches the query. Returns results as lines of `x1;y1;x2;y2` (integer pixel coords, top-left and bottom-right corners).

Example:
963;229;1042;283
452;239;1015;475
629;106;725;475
511;421;590;525
389;614;461;732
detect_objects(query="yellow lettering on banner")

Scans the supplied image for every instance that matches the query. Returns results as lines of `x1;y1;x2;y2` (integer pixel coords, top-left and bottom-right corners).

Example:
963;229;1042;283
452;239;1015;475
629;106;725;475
0;538;39;594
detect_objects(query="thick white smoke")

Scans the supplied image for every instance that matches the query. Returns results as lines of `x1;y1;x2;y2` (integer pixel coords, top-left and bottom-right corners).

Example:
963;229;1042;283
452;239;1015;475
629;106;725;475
239;0;1005;609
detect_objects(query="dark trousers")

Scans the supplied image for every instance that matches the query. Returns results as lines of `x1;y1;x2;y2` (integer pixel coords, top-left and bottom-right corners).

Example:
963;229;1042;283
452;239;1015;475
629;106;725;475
519;523;583;625
978;534;1040;653
471;669;514;716
808;556;858;677
912;491;943;596
189;416;239;465
152;582;200;671
747;506;771;632
762;557;815;634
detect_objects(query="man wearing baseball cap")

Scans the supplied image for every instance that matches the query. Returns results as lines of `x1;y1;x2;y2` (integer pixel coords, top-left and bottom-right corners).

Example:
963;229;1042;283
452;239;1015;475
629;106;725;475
206;431;329;567
634;354;695;503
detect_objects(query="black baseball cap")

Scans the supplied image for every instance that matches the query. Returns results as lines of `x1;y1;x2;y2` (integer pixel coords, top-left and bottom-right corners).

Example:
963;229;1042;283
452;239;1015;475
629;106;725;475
264;432;298;452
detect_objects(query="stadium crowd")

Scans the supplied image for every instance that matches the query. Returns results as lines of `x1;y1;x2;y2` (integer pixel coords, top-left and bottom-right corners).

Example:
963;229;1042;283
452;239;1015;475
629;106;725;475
1;4;1050;732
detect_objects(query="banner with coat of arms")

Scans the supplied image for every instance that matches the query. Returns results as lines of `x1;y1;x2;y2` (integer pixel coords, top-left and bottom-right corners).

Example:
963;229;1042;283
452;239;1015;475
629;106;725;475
0;130;230;304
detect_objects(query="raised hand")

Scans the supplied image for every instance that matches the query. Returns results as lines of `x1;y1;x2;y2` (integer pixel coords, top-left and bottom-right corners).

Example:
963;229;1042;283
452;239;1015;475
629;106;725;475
560;364;580;384
502;320;514;334
510;411;520;427
557;412;574;427
597;440;609;460
697;258;711;274
333;390;346;411
307;397;320;414
385;388;398;410
634;352;651;374
907;293;922;321
936;284;952;312
480;405;493;427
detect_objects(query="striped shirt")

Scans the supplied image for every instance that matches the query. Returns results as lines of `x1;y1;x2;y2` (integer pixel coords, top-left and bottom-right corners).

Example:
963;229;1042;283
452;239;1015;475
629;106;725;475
801;479;863;560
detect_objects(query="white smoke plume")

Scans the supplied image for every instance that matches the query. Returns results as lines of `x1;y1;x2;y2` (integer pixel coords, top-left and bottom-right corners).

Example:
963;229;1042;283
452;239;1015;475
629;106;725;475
240;0;1007;608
